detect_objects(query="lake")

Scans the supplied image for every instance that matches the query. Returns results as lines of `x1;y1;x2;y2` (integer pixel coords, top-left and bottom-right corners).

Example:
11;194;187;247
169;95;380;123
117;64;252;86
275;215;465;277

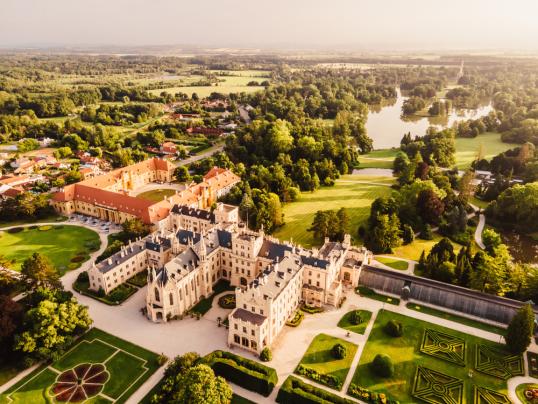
366;88;494;149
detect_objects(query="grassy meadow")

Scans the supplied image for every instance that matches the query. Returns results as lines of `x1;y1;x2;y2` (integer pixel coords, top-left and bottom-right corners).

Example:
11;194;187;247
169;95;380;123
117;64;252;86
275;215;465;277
273;175;394;248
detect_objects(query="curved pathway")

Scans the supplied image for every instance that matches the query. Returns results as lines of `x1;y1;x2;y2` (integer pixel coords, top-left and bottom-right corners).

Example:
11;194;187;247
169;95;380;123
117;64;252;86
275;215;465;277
475;213;486;250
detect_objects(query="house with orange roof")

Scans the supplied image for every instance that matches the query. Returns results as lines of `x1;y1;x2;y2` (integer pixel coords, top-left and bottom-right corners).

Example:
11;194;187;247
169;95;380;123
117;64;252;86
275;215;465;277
50;157;240;225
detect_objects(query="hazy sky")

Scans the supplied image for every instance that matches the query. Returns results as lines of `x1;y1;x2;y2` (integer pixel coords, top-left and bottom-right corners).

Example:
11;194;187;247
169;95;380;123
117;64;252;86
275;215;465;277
2;0;538;51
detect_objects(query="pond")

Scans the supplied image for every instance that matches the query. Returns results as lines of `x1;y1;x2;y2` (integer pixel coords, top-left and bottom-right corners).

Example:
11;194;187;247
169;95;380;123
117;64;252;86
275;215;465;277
366;88;494;149
501;231;538;264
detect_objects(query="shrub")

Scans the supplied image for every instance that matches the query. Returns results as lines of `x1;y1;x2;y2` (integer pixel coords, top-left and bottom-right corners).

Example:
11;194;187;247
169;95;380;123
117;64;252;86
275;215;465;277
157;354;168;366
277;376;355;404
77;271;89;283
217;293;236;309
350;310;363;325
205;350;278;396
7;227;24;233
260;347;272;362
301;304;324;314
402;224;415;245
420;223;433;240
385;320;403;337
332;343;347;359
38;225;52;231
286;310;304;327
29;225;38;229
70;255;87;263
370;354;394;378
295;364;341;389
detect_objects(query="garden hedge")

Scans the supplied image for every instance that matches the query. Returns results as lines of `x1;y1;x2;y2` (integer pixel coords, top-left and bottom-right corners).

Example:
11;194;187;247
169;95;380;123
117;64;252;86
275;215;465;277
277;376;355;404
204;350;278;396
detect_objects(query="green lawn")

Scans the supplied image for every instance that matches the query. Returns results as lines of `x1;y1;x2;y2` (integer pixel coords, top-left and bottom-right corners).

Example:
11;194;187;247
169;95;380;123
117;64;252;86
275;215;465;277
273;176;394;248
356;286;400;305
470;195;490;210
0;225;100;274
0;328;161;404
455;132;518;169
296;333;358;390
375;256;409;270
337;310;373;335
137;188;177;202
405;303;506;335
389;233;463;262
357;149;399;169
0;214;67;228
190;279;234;316
349;310;513;403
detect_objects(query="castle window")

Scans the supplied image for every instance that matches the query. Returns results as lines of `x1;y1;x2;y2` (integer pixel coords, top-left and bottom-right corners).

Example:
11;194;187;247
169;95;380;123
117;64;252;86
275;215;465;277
169;293;174;305
155;288;160;302
234;335;240;344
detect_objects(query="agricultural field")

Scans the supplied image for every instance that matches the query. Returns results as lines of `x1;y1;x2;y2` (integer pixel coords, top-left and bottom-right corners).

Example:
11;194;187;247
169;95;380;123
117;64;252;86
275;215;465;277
0;225;100;274
148;70;270;98
273;175;394;248
348;310;516;403
0;328;161;404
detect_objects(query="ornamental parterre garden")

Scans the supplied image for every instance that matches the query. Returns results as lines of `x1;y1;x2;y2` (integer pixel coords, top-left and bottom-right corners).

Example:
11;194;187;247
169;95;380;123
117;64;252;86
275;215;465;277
347;310;520;403
0;328;161;404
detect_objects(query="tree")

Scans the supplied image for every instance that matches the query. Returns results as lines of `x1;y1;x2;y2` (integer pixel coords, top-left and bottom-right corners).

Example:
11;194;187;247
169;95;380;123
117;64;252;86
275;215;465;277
402;224;415;245
121;219;150;240
458;170;475;203
21;253;61;290
365;213;402;254
15;289;92;362
174;166;192;183
332;343;347;359
482;228;502;255
174;364;232;404
505;304;534;354
416;189;445;225
0;295;23;344
393;151;410;174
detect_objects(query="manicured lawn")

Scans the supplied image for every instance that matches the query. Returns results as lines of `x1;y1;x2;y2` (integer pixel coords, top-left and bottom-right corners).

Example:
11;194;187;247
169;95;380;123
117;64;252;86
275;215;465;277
232;394;255;404
470;195;490;210
375;256;408;270
273;176;394;248
0;214;67;228
389;233;463;262
73;276;138;305
137;188;177;202
296;333;358;390
357;149;398;169
0;328;160;404
337;310;373;335
190;279;234;316
455;132;518;169
405;303;506;335
349;310;513;403
0;225;100;274
356;286;400;305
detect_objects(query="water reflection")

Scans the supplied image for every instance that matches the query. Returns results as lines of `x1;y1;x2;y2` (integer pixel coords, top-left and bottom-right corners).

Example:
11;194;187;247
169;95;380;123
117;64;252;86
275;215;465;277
366;88;494;149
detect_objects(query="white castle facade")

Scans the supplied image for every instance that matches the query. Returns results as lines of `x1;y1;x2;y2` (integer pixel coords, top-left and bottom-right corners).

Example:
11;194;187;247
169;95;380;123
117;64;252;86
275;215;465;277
87;202;371;355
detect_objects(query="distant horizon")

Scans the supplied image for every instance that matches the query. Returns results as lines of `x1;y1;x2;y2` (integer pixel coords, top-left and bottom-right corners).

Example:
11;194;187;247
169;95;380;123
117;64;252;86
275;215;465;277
3;0;538;52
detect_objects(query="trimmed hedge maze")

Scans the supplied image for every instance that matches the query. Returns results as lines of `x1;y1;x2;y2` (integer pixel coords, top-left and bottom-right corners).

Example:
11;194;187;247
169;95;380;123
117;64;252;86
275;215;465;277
473;385;511;404
475;344;524;380
412;366;464;404
420;329;466;367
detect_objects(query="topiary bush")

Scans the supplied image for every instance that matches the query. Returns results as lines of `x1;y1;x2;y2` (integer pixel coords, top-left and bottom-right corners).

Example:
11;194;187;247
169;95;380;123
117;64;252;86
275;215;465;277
260;347;272;362
370;354;394;378
332;343;347;359
385;319;403;337
38;225;52;231
7;227;24;233
350;310;363;325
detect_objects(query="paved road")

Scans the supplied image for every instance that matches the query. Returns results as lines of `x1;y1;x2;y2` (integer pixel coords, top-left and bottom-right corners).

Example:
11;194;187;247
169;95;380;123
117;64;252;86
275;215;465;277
174;144;224;166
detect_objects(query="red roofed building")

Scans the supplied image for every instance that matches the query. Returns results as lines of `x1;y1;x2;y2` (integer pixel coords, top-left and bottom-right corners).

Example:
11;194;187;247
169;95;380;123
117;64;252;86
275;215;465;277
51;158;240;225
160;142;178;155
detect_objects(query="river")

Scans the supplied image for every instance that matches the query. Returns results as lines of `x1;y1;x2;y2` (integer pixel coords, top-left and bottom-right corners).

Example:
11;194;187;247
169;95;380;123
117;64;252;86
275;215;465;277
365;88;494;149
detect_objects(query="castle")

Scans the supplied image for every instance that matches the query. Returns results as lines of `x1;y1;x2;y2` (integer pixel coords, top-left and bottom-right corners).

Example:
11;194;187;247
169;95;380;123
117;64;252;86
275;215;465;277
51;157;240;225
87;203;371;355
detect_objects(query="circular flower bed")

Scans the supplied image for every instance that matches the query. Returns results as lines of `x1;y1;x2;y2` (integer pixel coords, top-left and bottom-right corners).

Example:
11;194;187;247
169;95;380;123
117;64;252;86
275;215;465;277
51;363;109;402
218;293;236;309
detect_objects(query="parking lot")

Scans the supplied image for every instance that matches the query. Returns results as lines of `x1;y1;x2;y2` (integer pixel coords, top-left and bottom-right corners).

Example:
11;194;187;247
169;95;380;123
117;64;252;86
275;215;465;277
68;214;122;234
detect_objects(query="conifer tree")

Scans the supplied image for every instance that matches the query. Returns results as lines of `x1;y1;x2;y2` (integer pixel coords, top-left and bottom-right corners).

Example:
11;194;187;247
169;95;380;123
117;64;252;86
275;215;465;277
506;304;535;354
